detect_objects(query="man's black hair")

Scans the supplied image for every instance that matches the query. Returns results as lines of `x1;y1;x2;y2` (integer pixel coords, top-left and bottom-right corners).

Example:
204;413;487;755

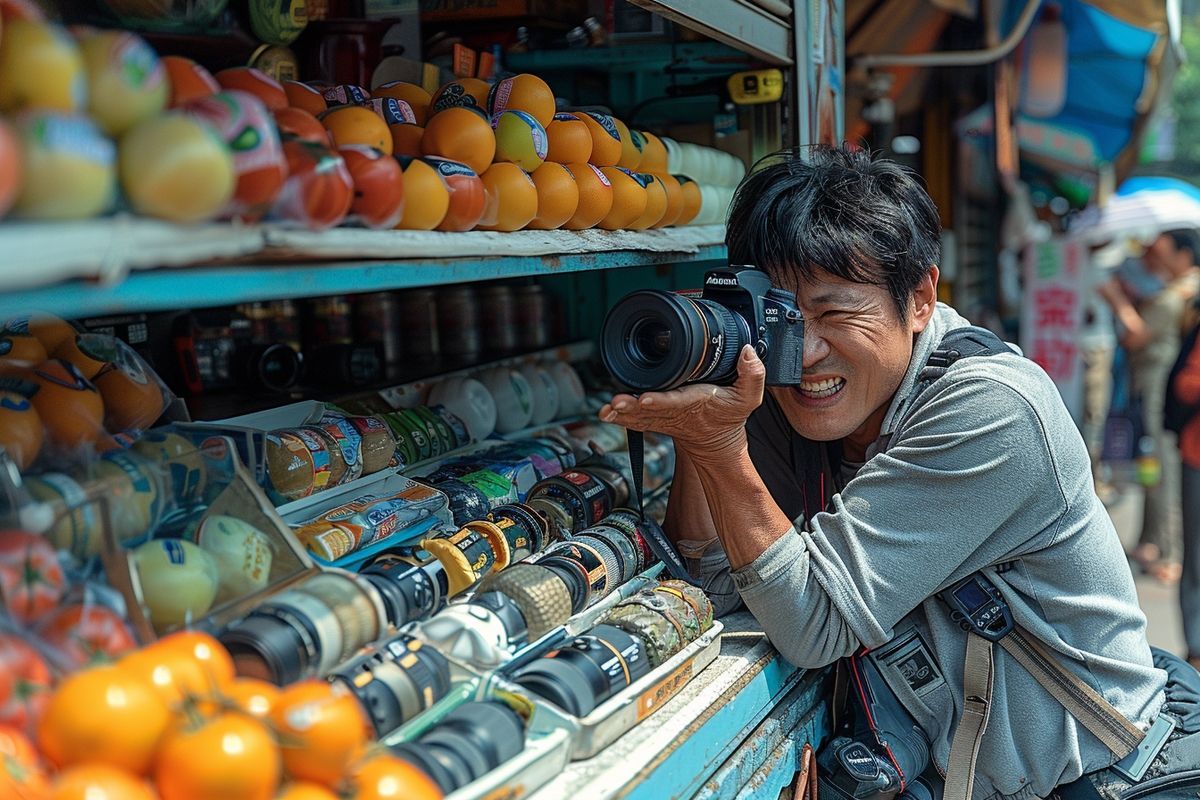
726;145;942;318
1162;228;1200;260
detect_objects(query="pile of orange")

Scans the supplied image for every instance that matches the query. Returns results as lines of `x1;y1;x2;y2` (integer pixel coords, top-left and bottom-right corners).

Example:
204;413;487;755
2;630;444;800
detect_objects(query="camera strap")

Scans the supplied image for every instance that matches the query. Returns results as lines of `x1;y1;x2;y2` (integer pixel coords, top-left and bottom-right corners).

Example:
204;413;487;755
626;428;699;585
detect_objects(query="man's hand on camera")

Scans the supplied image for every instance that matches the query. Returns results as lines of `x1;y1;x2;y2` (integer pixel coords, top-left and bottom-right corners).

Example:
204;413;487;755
599;344;765;468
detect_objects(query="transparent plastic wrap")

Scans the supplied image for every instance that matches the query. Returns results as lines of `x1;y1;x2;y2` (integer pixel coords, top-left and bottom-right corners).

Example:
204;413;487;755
5;433;315;642
0;318;178;473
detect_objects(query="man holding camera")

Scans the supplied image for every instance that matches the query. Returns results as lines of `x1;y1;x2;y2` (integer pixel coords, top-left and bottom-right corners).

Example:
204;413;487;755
600;146;1200;800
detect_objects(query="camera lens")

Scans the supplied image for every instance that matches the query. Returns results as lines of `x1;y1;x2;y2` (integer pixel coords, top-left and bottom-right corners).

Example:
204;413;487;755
402;700;526;791
329;632;451;737
295;573;384;665
513;624;650;716
580;523;642;583
488;503;547;560
360;554;446;627
390;742;462;794
472;591;528;647
219;588;343;684
526;470;614;535
477;562;574;640
233;342;302;393
601;290;752;392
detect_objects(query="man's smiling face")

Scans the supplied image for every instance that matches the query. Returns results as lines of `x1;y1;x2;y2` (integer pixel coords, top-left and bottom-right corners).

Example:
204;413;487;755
768;267;933;446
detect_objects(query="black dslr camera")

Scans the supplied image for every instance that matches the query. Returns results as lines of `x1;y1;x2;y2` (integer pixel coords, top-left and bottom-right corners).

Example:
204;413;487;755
600;266;805;393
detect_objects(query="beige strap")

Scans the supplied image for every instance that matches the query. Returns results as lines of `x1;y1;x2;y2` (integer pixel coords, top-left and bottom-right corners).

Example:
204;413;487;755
1000;628;1144;755
944;632;995;800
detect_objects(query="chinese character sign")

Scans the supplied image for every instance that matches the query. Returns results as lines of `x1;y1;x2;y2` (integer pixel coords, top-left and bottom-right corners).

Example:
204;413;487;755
1021;238;1084;421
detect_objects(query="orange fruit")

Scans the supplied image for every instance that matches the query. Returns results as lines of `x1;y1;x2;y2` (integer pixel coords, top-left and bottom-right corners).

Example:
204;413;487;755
215;67;287;110
561;162;612;230
0;117;21;217
37;664;171;774
545;112;591;164
486;72;555;127
28;359;103;448
424;156;484;232
14;111;115;220
163;55;219;108
654;172;683;227
225;677;279;719
22;315;77;353
0;331;45;368
275;139;354;230
578;112;621;166
76;28;168;137
640;131;668;173
270;680;371;788
320;105;391;155
597;167;646;230
0;19;84;113
527;162;578;230
278;782;340;800
339;144;405;229
613;118;644;171
119;113;235;223
492;109;546;171
94;355;167;433
52;333;108;379
477;162;537;231
320;84;369;106
349;754;442;800
421;106;494;175
0;386;42;470
429;77;489;116
374;81;430;125
629;172;666;230
273;106;329;145
376;81;434;126
51;763;155;800
394;156;448;230
389;122;423;157
675;174;701;225
182;90;287;221
283;80;326;115
155;711;280;800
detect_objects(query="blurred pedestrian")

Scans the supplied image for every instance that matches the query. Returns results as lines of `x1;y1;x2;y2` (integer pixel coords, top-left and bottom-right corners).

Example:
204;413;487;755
1098;230;1200;582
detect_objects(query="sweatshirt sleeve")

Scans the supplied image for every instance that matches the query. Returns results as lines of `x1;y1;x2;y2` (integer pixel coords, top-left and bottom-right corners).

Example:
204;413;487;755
731;369;1068;669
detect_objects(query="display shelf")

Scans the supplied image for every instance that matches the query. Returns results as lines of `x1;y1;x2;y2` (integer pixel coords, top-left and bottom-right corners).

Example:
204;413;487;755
528;613;828;800
627;0;794;65
1;237;728;320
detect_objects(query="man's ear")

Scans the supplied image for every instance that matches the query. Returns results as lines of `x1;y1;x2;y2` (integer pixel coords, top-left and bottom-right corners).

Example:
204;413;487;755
911;266;939;334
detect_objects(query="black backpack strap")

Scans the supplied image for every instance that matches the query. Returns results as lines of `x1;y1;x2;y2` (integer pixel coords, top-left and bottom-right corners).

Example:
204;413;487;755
915;326;1013;397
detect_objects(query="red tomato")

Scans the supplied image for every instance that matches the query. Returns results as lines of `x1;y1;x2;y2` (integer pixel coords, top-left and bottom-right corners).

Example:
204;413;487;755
338;145;405;229
273;139;353;231
0;634;51;734
0;723;47;799
37;603;137;669
0;530;65;625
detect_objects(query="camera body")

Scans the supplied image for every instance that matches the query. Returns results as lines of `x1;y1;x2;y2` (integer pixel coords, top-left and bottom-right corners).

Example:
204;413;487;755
600;265;805;393
700;266;805;386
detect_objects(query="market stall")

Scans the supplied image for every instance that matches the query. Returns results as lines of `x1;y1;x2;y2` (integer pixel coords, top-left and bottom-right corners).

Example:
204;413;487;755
0;1;831;798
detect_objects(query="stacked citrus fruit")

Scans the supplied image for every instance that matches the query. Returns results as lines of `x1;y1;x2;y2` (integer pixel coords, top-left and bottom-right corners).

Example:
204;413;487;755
1;629;444;800
0;7;712;232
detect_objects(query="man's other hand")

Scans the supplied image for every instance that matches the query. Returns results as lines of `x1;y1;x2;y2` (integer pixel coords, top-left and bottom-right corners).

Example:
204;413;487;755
599;345;765;468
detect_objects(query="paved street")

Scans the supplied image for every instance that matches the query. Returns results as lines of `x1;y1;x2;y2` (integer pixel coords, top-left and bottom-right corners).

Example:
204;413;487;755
1104;484;1186;655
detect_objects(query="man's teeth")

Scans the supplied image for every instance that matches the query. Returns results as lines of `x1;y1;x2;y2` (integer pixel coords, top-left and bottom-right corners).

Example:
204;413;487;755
799;378;844;398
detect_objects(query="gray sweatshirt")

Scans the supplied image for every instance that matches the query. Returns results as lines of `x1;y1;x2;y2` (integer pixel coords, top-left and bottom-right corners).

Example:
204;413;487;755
690;304;1166;800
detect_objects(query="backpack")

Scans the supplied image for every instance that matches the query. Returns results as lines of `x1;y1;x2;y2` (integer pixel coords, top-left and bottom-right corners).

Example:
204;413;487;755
1163;320;1200;436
